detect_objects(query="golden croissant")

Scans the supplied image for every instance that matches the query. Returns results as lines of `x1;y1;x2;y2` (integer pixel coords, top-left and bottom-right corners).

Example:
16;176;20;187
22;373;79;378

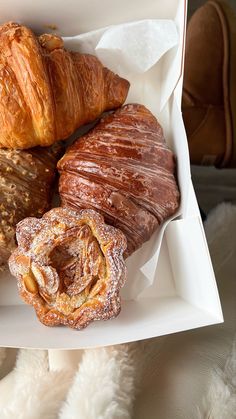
0;22;130;149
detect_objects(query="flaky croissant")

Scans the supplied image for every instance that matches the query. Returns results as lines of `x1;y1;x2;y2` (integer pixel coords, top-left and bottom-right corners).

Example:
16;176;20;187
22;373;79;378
0;22;130;149
0;143;62;268
58;104;180;256
9;207;127;329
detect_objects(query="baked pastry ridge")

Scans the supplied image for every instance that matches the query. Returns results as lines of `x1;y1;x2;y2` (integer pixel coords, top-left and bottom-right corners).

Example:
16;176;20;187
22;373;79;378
9;207;127;329
0;22;130;149
0;143;62;269
58;103;180;256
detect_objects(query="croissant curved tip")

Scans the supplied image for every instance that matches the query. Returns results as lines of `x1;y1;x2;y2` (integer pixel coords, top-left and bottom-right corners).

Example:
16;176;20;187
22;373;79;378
103;69;130;110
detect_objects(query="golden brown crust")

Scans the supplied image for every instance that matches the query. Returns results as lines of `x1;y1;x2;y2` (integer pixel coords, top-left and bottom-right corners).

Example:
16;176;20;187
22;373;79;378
58;104;180;255
38;33;64;51
9;207;127;329
0;143;62;268
0;22;130;149
0;22;55;149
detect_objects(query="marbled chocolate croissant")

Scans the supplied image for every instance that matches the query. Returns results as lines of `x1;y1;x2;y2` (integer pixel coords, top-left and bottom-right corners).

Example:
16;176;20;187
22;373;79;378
58;104;180;255
0;22;130;149
0;144;62;268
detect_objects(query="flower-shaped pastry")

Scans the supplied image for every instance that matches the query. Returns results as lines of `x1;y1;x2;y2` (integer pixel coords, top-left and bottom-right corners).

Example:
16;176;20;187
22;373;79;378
9;207;127;329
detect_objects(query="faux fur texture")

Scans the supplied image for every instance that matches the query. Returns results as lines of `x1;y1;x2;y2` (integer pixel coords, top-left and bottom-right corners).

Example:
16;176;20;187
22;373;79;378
59;345;135;419
198;333;236;419
0;350;73;419
194;203;236;419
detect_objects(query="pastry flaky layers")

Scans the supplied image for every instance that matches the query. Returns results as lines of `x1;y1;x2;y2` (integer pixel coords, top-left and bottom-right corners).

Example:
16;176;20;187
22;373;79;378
0;22;130;149
9;208;127;330
0;143;62;269
58;104;180;256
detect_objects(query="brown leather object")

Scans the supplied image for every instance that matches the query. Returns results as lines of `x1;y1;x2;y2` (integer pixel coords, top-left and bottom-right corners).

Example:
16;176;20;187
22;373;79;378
58;104;180;256
9;207;127;330
0;22;130;149
182;0;236;167
0;143;62;268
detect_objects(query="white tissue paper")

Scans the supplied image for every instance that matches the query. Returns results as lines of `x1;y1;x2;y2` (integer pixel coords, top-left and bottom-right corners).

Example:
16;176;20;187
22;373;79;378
96;20;178;73
63;19;189;300
64;19;179;109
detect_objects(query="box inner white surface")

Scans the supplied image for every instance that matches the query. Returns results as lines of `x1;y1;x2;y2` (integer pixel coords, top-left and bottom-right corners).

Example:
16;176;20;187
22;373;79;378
0;191;223;349
0;0;223;348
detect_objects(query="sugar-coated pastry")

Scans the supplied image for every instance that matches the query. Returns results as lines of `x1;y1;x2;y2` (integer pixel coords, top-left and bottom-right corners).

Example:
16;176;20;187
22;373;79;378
9;207;127;330
0;22;130;149
0;143;62;269
58;104;180;256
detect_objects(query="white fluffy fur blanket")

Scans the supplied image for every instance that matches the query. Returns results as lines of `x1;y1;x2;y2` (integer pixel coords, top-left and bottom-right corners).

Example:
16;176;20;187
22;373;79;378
0;203;236;419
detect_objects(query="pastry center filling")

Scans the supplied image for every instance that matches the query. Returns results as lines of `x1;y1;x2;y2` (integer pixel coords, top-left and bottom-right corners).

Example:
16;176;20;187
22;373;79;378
48;224;106;314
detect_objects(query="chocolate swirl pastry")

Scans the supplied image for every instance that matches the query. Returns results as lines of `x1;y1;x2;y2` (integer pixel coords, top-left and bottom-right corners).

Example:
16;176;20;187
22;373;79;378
9;207;127;329
58;104;180;256
0;143;62;268
0;22;129;149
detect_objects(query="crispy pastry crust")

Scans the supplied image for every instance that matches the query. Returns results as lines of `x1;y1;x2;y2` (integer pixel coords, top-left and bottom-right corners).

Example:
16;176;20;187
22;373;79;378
9;207;127;330
0;143;62;268
0;22;130;149
58;104;180;255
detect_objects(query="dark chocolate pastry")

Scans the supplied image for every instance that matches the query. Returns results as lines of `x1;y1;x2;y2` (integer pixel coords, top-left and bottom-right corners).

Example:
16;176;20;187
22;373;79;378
58;104;180;256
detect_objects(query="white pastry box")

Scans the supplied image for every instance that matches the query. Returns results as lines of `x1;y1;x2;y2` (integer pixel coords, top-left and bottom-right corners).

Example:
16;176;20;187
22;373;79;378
0;0;223;349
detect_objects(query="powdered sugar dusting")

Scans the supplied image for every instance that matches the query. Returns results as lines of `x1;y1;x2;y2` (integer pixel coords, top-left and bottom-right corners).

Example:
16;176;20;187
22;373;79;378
8;207;127;330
